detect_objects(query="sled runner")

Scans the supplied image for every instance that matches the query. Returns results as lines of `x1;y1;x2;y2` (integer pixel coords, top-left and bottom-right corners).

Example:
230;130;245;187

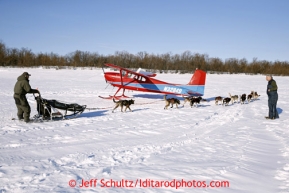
33;94;86;120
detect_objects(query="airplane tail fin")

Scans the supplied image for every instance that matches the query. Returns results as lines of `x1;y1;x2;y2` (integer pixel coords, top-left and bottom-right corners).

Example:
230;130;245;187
188;69;206;86
185;69;206;96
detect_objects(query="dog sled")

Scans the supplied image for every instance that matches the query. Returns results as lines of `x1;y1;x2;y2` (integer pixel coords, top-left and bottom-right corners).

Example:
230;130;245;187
33;94;86;121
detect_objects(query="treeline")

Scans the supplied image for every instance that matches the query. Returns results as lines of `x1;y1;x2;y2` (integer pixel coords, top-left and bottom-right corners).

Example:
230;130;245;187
1;41;289;75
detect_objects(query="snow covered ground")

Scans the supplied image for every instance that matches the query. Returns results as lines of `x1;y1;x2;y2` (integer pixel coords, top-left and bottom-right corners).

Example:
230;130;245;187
0;67;288;193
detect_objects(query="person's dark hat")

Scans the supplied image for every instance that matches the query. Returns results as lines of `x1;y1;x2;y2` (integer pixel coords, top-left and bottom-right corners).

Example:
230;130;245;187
23;72;31;76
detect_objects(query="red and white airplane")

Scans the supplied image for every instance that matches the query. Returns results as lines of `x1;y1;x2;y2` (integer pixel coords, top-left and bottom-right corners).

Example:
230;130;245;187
100;63;206;99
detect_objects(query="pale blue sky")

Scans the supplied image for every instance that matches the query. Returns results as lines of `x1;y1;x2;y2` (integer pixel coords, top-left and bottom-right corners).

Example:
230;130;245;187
1;0;288;61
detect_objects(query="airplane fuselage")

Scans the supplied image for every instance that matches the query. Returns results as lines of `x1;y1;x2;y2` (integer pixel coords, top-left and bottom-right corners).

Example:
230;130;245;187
104;72;204;96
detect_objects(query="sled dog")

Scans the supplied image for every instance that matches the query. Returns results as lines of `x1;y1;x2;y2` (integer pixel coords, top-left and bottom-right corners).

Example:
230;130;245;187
164;95;180;109
240;94;246;104
223;97;231;106
229;93;239;104
251;91;260;100
112;99;135;112
190;96;202;107
215;96;223;105
183;96;192;107
247;94;253;103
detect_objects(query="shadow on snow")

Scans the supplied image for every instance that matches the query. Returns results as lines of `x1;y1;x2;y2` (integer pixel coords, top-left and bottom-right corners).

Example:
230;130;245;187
80;110;108;118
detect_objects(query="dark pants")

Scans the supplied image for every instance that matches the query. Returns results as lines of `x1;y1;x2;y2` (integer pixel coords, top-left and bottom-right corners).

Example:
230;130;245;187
14;94;31;121
268;92;279;119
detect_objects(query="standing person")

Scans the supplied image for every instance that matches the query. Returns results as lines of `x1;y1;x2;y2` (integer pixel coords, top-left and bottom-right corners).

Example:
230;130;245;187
13;72;39;122
265;75;279;120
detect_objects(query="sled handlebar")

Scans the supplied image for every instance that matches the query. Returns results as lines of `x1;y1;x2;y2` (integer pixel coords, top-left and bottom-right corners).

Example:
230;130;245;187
33;92;42;99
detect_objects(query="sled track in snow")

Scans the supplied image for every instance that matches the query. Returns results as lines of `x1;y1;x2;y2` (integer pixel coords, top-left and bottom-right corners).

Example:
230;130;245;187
0;103;246;161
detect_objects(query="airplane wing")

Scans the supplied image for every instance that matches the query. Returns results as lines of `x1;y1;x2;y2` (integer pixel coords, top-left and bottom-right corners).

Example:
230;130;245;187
136;68;157;77
105;63;152;78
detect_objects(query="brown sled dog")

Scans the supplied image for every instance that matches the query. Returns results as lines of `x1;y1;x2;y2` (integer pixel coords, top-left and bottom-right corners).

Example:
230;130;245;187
112;98;135;112
215;96;223;105
164;95;180;109
183;96;192;107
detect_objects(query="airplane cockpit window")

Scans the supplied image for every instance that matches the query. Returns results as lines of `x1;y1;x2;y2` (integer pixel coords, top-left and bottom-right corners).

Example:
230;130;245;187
132;75;146;82
138;77;146;82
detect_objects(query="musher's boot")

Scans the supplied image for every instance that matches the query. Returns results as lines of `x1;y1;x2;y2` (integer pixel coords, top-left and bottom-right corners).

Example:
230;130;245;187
24;118;30;123
265;116;274;120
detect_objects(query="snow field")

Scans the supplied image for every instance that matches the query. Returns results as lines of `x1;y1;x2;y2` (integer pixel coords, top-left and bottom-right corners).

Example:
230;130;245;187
0;67;288;193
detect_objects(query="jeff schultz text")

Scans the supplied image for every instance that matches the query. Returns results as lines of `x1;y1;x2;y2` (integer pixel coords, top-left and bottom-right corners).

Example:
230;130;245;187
70;178;230;189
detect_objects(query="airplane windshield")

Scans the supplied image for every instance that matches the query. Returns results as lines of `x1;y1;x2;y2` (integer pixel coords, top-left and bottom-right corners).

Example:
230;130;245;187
137;76;146;82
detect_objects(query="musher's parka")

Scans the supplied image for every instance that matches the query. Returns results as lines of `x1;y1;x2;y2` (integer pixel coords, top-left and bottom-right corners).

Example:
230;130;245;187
13;72;39;122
